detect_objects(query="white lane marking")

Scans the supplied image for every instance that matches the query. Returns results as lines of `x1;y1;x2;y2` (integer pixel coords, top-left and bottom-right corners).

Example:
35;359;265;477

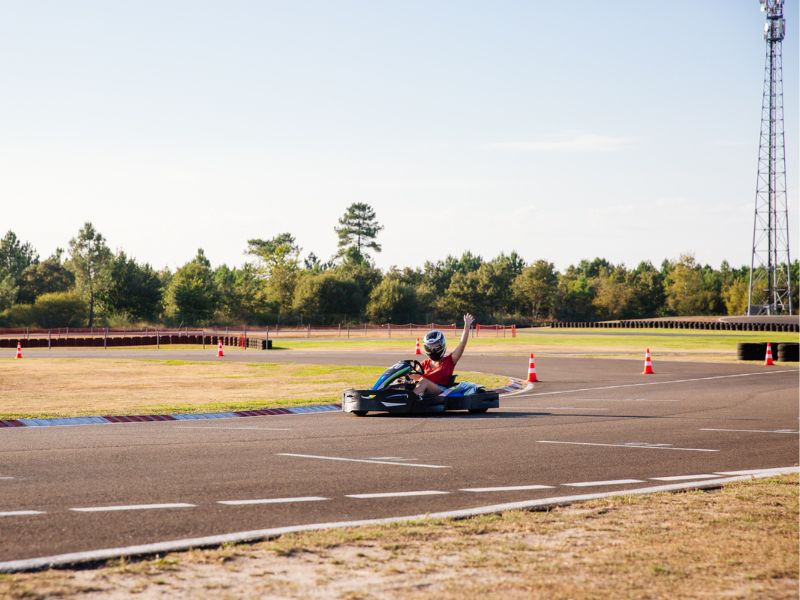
277;453;450;469
715;467;800;476
4;468;797;574
218;497;328;506
175;426;291;431
346;491;449;499
537;440;719;452
502;382;535;397
368;457;417;461
510;370;797;399
564;479;644;487
0;477;14;480
460;485;554;492
70;503;196;513
700;428;799;434
0;510;44;517
650;474;721;481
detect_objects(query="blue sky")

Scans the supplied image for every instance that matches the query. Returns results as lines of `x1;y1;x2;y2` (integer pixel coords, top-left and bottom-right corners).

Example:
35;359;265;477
1;1;797;271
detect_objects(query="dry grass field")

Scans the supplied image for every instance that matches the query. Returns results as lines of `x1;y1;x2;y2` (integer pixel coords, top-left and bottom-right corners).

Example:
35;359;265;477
2;474;796;599
0;358;509;419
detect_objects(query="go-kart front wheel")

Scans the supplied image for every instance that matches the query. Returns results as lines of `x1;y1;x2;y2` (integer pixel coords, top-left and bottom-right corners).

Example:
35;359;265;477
468;408;488;413
352;410;368;417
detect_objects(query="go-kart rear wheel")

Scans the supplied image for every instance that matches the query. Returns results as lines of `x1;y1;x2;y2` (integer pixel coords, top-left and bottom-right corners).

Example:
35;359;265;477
468;408;488;414
352;410;368;416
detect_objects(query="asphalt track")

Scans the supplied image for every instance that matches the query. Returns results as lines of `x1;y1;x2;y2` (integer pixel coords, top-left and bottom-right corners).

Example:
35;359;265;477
1;349;798;569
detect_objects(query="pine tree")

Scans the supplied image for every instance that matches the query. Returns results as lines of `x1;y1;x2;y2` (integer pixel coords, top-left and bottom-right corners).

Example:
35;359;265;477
335;203;383;263
67;222;111;327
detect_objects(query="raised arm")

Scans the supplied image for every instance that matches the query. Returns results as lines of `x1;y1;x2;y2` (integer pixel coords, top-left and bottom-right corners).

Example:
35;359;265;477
450;313;474;365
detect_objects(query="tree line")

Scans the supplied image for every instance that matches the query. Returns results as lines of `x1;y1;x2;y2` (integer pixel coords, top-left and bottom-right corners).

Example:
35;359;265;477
0;203;797;328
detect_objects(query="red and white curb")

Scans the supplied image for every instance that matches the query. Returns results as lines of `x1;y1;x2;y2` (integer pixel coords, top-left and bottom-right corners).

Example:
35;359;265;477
0;380;525;429
0;405;342;429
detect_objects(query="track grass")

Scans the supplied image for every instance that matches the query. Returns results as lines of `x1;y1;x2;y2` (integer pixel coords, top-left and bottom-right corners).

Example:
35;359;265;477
0;359;508;419
3;474;796;598
272;327;799;362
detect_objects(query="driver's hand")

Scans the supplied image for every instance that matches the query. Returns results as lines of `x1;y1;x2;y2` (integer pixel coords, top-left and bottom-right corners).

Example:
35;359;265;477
464;313;474;327
410;374;422;382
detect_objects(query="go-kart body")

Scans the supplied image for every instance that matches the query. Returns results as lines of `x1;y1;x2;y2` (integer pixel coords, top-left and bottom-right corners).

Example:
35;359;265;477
342;360;500;416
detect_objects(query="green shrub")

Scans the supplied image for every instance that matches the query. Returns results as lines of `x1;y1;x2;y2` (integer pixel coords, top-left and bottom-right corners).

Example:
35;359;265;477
33;292;88;327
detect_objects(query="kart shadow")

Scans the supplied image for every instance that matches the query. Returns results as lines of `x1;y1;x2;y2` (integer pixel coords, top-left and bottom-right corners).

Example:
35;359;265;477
365;411;672;420
364;411;550;419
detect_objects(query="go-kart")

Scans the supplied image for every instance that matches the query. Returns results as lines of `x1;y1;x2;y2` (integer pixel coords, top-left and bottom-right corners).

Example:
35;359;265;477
342;359;500;416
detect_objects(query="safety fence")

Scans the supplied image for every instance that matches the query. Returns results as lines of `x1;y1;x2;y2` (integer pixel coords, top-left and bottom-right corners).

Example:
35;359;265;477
551;320;798;332
0;322;516;348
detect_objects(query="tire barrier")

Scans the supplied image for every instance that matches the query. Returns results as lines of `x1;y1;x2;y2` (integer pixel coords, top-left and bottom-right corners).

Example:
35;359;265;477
737;342;766;361
0;335;273;350
777;343;799;362
736;341;790;361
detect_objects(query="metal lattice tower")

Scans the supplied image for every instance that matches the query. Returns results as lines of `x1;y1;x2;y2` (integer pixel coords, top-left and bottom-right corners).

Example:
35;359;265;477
748;0;792;315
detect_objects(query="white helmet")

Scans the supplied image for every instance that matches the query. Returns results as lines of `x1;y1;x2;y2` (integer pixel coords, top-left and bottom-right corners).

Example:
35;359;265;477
423;330;446;360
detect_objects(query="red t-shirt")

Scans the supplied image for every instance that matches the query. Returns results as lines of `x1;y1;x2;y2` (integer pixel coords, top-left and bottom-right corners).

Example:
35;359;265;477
421;354;455;387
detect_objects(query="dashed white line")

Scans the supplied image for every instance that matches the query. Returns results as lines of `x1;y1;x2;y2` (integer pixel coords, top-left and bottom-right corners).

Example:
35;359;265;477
0;510;44;517
70;503;196;513
564;479;645;487
346;491;449;499
537;440;719;452
0;477;14;480
700;428;799;434
460;485;554;493
218;497;328;506
649;474;721;481
6;469;796;574
277;453;450;469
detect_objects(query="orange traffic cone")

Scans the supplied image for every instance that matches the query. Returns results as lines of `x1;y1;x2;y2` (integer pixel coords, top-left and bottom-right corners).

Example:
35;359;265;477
764;342;774;366
15;341;22;359
642;348;654;375
415;338;422;355
527;353;539;382
217;338;224;358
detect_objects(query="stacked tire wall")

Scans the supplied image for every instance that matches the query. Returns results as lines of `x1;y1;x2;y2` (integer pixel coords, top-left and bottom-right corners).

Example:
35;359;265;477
0;335;272;349
736;342;798;362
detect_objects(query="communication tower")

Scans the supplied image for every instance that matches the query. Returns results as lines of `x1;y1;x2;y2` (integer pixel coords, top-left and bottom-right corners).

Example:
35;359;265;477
747;0;792;314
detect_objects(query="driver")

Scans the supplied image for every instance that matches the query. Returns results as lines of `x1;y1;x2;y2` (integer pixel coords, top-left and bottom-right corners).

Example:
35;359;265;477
411;313;475;396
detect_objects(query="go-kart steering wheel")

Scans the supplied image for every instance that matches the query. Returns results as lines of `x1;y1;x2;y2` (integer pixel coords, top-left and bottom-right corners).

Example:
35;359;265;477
408;360;424;376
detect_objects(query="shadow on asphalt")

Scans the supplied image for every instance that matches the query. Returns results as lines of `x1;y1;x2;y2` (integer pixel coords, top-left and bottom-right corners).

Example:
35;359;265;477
358;411;770;423
362;411;660;420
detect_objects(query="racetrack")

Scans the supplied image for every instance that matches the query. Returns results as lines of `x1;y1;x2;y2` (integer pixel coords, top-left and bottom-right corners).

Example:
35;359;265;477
1;349;797;570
